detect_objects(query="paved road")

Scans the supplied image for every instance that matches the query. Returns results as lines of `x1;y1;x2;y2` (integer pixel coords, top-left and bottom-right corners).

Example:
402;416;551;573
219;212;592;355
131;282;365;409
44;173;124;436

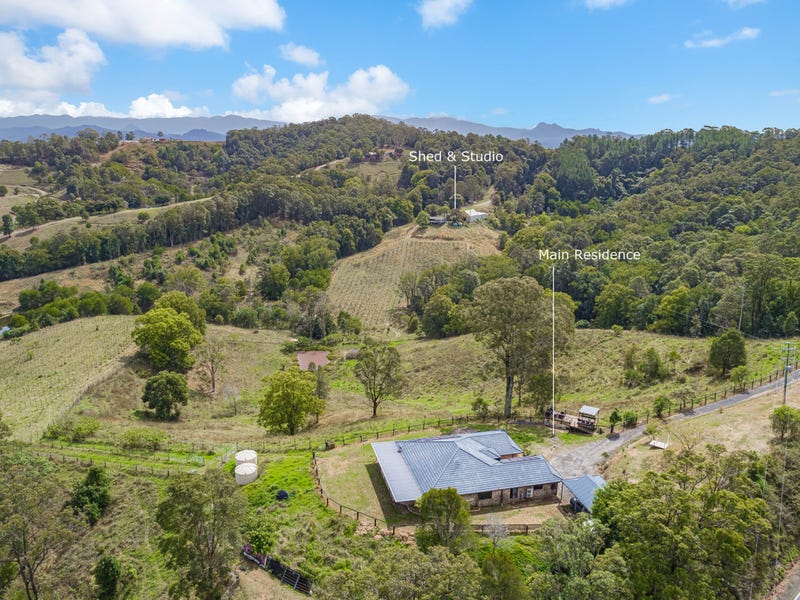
549;368;800;478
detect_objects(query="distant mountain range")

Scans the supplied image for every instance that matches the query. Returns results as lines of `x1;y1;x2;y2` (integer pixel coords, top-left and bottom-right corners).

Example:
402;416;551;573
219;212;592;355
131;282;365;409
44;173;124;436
0;114;633;147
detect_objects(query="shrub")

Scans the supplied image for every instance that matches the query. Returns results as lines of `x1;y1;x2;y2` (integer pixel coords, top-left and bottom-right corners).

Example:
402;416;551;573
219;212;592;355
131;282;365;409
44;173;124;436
70;417;100;442
622;410;639;428
95;554;122;600
611;324;623;336
575;319;590;329
653;395;671;419
119;427;169;451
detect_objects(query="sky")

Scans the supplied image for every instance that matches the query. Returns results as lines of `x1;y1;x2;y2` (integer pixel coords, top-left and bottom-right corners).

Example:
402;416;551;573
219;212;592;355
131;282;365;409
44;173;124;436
0;0;797;133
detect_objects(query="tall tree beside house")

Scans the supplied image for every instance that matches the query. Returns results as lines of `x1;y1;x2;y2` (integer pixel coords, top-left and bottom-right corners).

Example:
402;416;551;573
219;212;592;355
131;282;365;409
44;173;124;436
415;487;474;554
353;342;404;418
469;277;574;419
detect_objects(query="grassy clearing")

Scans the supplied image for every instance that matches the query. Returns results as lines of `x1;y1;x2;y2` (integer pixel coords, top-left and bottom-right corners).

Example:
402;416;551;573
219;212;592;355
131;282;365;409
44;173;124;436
72;324;291;448
0;165;34;186
327;223;500;330
0;316;137;441
603;383;800;482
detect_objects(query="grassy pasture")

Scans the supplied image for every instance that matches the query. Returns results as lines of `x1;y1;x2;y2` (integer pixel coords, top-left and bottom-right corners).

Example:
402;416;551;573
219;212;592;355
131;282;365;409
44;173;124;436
0;165;34;187
604;382;800;482
327;223;500;329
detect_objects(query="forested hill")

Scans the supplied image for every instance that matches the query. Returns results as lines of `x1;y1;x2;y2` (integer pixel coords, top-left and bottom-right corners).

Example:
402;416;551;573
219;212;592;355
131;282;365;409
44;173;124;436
1;116;799;339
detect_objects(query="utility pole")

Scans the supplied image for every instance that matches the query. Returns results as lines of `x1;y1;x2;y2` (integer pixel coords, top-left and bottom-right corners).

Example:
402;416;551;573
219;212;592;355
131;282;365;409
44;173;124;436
782;342;797;405
551;265;556;438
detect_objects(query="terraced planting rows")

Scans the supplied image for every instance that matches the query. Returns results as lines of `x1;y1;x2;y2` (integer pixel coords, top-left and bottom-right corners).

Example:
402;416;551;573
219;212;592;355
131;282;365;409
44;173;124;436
328;224;499;329
0;316;137;441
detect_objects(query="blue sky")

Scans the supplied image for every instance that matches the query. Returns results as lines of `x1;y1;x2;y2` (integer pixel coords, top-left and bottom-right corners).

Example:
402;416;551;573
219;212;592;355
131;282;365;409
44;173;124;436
0;0;797;133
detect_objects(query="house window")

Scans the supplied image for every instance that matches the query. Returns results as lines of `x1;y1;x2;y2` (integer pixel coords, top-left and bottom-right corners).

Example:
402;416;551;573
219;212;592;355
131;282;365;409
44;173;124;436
526;488;533;498
551;483;558;491
509;488;518;499
477;491;492;501
533;484;543;490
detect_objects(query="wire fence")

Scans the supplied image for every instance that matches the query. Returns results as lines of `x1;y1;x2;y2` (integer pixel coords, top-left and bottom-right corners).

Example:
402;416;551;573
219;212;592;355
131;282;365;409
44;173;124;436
310;452;396;534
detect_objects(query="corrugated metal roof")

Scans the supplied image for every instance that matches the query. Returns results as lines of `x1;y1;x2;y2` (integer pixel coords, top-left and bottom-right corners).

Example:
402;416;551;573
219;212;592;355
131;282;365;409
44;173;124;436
372;430;562;502
579;405;600;417
563;475;606;513
372;441;422;503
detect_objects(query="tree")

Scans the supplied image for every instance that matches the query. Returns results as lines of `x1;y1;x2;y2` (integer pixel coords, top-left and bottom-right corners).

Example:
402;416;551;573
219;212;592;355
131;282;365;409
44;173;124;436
259;263;291;300
771;406;800;443
653;395;670;418
354;342;404;417
784;312;799;337
257;367;322;435
469;277;573;418
70;466;111;525
2;214;12;236
415;210;430;228
156;470;246;600
415;487;474;553
195;338;226;394
0;185;7;196
142;371;189;420
166;266;205;296
708;328;746;375
134;281;161;312
320;545;483;600
132;308;202;371
154;290;207;333
95;553;122;600
0;459;80;600
730;364;749;391
421;292;455;338
481;550;527;600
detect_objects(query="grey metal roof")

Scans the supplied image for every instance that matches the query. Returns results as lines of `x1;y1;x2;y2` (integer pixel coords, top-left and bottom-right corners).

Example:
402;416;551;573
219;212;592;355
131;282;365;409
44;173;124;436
372;430;562;503
579;405;600;417
563;475;606;513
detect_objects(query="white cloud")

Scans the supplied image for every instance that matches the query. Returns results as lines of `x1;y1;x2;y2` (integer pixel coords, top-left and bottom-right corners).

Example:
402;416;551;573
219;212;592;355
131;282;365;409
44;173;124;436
418;0;473;29
231;64;409;123
584;0;633;9
0;0;286;48
684;27;760;48
648;93;675;104
0;93;210;118
280;42;322;67
0;29;104;92
724;0;766;8
128;94;209;118
770;89;800;97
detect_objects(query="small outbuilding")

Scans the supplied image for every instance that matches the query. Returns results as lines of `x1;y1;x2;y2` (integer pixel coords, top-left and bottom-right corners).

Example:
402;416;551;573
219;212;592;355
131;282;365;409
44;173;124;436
464;209;488;222
562;475;606;514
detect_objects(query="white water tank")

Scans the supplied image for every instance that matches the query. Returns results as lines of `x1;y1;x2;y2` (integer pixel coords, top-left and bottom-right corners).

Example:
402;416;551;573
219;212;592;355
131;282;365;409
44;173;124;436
235;449;258;466
235;462;258;485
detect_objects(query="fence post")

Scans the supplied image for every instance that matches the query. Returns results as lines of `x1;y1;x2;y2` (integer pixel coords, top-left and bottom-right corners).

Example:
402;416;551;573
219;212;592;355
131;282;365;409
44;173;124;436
407;424;411;433
422;420;425;430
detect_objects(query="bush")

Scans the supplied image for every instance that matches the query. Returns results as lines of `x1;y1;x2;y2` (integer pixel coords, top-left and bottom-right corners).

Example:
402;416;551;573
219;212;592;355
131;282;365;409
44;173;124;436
611;324;623;336
119;428;169;451
70;417;100;442
622;410;639;428
95;554;122;600
575;319;590;329
653;395;671;419
70;466;111;525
